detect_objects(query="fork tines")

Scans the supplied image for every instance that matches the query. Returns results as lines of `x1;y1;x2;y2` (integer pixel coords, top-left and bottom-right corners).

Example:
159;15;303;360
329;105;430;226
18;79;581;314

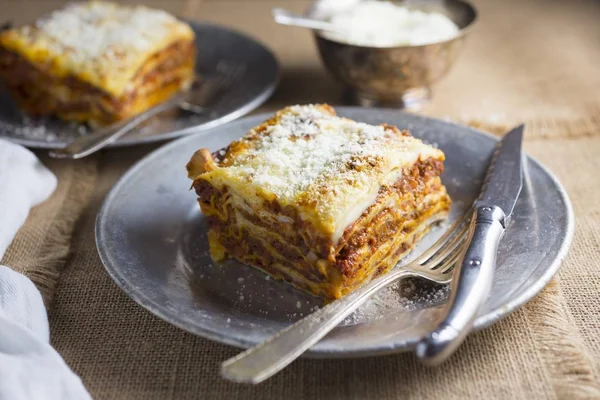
417;207;474;273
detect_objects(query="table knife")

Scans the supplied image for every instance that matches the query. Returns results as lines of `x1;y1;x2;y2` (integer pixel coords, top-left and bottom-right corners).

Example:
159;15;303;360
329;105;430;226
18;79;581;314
415;124;524;365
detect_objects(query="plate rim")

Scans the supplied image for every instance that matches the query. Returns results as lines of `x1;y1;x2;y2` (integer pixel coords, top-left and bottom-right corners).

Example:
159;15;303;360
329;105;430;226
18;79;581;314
0;20;280;149
95;108;575;357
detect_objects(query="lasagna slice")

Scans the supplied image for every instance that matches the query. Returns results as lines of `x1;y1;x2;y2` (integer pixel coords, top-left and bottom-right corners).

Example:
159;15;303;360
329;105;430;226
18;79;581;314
187;105;451;300
0;1;196;125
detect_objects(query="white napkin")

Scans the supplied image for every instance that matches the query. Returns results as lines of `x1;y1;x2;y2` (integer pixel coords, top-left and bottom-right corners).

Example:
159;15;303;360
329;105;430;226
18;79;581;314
0;139;91;400
0;266;91;400
0;139;57;259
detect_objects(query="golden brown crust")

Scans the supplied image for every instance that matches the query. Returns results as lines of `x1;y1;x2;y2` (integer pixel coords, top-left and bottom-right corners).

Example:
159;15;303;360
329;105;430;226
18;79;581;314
187;148;217;179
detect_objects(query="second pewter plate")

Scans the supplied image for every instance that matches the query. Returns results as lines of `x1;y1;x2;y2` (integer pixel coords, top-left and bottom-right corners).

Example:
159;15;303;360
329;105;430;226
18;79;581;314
96;108;574;357
0;21;279;149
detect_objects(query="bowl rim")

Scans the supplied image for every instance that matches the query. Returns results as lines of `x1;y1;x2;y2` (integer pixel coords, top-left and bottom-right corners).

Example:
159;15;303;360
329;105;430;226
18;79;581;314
307;0;478;50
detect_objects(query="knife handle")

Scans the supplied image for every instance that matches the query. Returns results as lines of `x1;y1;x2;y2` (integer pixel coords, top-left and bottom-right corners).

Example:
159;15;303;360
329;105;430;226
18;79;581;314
415;205;505;365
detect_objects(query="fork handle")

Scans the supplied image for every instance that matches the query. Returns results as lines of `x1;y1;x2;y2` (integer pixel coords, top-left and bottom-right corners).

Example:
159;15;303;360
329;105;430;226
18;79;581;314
48;96;182;159
415;205;505;365
221;268;411;384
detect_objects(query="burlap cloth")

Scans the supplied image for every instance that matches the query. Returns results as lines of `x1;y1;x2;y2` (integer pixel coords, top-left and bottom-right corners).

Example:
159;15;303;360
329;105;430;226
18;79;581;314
2;0;600;398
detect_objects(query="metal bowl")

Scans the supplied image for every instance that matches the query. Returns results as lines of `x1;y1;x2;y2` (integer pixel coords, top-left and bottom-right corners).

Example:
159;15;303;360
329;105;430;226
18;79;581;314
308;0;477;108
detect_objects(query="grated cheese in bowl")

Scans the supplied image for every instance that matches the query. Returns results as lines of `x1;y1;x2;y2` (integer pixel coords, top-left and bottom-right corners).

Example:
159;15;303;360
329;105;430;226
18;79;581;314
318;0;460;47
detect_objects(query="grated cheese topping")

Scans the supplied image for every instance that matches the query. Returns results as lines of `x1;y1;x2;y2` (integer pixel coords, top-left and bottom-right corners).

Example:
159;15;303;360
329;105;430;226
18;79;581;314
0;1;194;96
35;2;180;61
198;105;446;239
225;105;438;203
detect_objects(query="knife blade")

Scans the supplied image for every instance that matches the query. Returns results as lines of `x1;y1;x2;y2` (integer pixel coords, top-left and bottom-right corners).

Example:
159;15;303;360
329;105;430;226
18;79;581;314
415;125;525;365
476;124;524;227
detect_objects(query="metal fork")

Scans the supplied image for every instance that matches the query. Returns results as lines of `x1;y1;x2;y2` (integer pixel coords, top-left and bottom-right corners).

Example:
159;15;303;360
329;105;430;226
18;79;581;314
221;210;473;384
48;61;246;159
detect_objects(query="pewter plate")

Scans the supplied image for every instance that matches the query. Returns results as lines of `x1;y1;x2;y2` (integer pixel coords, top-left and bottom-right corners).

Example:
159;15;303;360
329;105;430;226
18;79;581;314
96;108;574;357
0;21;279;149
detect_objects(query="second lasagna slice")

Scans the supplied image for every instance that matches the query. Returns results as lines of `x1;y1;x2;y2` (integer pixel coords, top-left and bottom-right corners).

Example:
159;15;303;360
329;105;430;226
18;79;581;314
187;105;451;300
0;1;196;125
